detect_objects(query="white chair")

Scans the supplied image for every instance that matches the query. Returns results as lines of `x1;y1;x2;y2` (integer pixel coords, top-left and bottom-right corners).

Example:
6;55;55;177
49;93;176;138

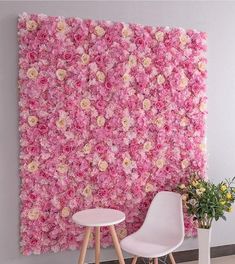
120;191;184;264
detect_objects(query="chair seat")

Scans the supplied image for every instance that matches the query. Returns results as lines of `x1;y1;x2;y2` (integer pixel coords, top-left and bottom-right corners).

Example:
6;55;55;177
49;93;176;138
120;233;181;258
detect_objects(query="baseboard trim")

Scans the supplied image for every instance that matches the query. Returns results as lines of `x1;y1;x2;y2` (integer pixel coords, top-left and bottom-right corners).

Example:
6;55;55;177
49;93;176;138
100;244;235;264
172;244;235;263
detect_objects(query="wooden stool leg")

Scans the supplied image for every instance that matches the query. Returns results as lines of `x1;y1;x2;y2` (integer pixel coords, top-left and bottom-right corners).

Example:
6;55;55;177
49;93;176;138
109;225;125;264
132;256;138;264
169;253;176;264
78;227;92;264
154;258;158;264
95;227;101;264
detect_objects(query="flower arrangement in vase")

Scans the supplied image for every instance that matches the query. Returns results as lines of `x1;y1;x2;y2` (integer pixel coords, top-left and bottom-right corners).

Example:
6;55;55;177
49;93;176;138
177;173;235;264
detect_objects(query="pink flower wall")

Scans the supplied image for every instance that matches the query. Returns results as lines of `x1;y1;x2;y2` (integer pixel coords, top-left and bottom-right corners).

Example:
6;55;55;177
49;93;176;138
18;13;207;255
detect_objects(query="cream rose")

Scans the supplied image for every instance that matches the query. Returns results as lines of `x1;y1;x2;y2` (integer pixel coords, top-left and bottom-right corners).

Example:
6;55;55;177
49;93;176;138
83;143;92;154
143;98;151;111
154;158;165;169
57;20;67;32
98;160;108;172
28;115;38;127
145;183;154;193
27;161;39;173
180;117;189;127
122;27;132;38
96;71;105;83
80;98;91;110
153;116;165;128
179;33;189;45
128;55;137;67
27;67;38;79
28;208;40;220
95;25;105;37
56;118;66;129
181;159;190;169
82;185;92;197
198;61;206;72
143;141;153;152
61;207;70;217
142;57;151;68
157;74;165;85
26;20;38;31
56;69;67;81
97;115;106;127
81;53;90;65
155;31;164;42
57;163;69;174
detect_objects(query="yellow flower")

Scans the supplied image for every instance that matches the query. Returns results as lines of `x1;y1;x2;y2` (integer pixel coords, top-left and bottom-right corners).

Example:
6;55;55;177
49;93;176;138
27;161;39;173
155;31;164;42
220;200;226;205
56;69;67;81
199;101;207;112
122;116;131;131
27;208;40;220
95;25;105;37
180;117;189;127
82;185;92;197
26;20;38;31
221;185;227;192
145;182;154;193
97;115;106;127
198;61;206;72
226;193;232;200
80;98;91;110
61;207;70;217
157;74;165;85
142;57;151;68
122;27;132;38
27;67;38;79
196;189;203;196
179;184;186;189
143;98;151;111
153;116;165;128
128;55;137;67
28;115;38;127
179;33;189;45
56;118;66;129
98;160;108;172
122;157;132;169
200;187;206;193
192;180;199;187
181;194;188;201
82;143;92;154
181;159;189;169
96;71;105;83
81;53;90;65
179;75;188;90
227;207;233;212
57;20;67;32
123;73;131;83
154;158;165;169
57;163;69;174
143;141;153;152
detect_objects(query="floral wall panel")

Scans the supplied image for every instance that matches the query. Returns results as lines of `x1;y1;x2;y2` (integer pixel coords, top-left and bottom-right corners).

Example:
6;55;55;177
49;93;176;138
18;13;207;255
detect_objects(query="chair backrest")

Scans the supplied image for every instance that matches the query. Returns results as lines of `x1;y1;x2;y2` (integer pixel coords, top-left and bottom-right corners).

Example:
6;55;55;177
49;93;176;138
139;191;184;242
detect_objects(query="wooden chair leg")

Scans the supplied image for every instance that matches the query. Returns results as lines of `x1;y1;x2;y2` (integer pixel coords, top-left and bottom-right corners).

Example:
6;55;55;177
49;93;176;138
154;258;158;264
78;227;92;264
169;253;176;264
132;256;138;264
109;225;125;264
95;227;101;264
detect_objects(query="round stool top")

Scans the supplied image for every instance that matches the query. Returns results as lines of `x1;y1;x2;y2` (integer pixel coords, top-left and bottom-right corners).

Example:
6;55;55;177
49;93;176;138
72;208;125;227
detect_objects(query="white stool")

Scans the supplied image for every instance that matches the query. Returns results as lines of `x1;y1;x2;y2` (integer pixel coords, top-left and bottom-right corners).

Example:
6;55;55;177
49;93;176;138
72;208;126;264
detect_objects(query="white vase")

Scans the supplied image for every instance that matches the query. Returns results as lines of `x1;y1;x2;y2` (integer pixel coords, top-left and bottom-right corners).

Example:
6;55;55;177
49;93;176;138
197;228;212;264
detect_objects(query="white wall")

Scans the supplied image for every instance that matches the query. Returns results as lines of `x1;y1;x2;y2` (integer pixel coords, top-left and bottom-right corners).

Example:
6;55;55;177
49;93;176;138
0;1;235;264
